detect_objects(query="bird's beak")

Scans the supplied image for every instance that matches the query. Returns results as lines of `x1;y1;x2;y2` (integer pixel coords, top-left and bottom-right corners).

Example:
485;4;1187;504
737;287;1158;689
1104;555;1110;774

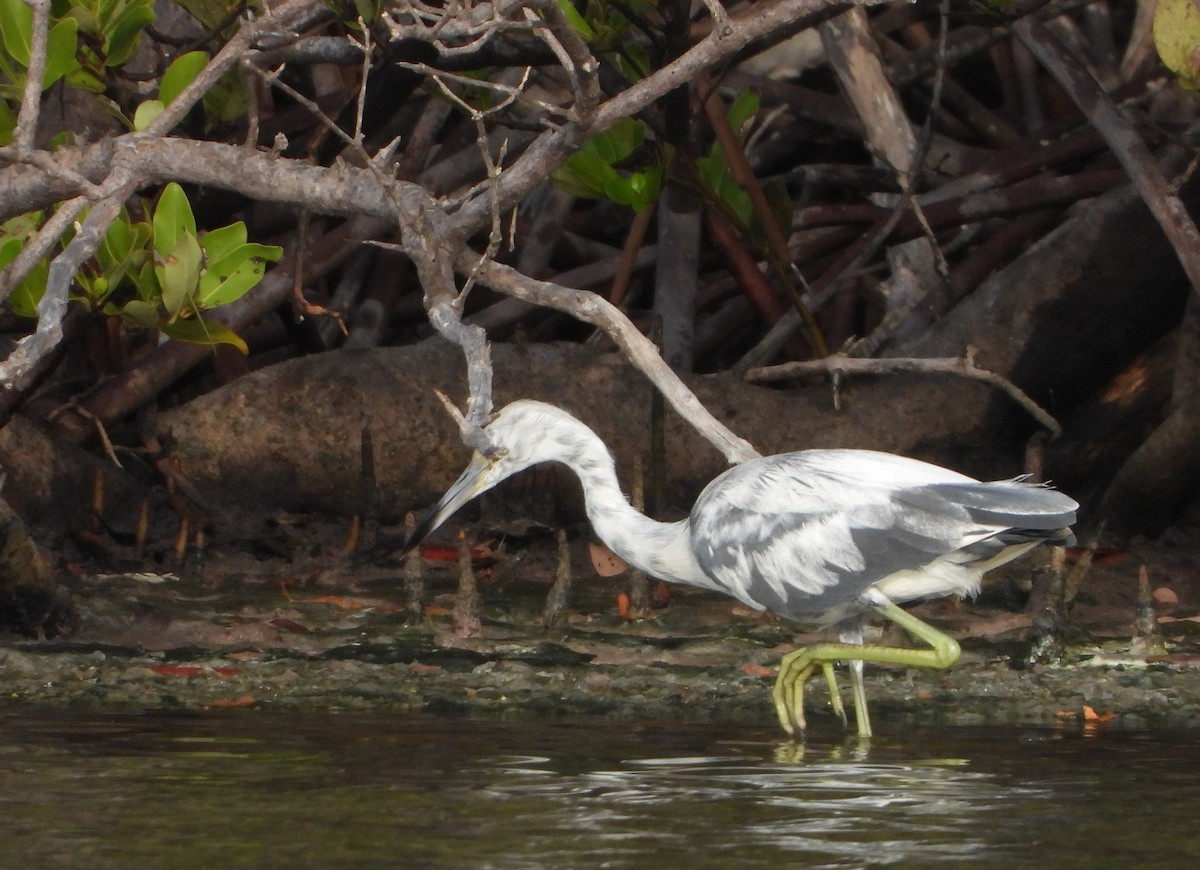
402;451;491;552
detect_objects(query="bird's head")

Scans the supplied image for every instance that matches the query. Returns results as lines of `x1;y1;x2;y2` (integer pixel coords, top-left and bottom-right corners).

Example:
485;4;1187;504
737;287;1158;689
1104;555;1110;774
402;400;576;550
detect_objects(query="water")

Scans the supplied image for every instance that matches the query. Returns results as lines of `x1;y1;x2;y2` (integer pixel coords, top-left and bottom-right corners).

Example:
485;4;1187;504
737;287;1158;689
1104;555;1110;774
0;707;1196;869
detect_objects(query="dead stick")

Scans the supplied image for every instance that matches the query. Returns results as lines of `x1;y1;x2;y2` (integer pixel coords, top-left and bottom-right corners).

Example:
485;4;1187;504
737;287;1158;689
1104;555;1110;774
1013;17;1200;296
453;529;482;638
747;347;1062;435
543;529;573;630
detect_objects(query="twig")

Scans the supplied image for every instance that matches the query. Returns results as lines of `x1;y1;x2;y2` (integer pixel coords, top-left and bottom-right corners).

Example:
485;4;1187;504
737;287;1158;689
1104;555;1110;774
701;83;826;356
0;196;89;304
1;0;335;389
542;528;572;630
146;0;330;139
706;210;788;325
353;17;372;145
1;183;132;390
453;529;483;638
452;0;599;233
746;347;1063;436
626;458;650;617
819;6;917;173
735;204;907;369
47;400;123;468
13;0;50;153
251;64;371;161
609;204;656;309
403;511;425;620
468;256;760;463
1013;17;1200;297
289;209;346;331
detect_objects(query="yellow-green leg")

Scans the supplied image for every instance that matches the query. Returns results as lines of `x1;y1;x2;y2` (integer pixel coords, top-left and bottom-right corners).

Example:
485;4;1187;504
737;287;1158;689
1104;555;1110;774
848;659;871;738
771;598;962;738
815;626;871;736
821;661;847;727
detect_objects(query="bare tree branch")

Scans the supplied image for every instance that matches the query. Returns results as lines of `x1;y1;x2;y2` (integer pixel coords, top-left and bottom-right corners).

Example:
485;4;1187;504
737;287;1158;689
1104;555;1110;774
0;0;906;457
12;0;50;153
746;348;1063;436
468;257;760;463
0;189;128;390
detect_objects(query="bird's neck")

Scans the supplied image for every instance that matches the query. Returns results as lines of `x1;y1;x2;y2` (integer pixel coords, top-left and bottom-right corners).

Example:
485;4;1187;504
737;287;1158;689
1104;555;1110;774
558;437;710;590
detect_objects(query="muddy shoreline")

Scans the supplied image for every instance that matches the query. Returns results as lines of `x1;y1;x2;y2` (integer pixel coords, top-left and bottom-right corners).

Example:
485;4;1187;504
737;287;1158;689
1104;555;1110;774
4;536;1199;735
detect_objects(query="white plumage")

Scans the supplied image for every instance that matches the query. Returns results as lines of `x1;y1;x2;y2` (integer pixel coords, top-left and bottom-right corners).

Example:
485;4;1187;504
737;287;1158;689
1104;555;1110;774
690;450;1074;624
405;400;1078;738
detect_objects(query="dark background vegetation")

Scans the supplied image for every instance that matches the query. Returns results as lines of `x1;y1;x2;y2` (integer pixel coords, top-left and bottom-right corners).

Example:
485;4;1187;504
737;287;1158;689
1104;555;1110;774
1;0;1199;644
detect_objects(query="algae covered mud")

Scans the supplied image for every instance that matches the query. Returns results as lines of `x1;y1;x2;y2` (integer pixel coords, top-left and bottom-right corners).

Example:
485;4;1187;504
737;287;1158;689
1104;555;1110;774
2;560;1200;731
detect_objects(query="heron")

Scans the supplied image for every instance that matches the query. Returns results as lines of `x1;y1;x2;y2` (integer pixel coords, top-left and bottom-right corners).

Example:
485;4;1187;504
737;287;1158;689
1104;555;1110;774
404;399;1077;737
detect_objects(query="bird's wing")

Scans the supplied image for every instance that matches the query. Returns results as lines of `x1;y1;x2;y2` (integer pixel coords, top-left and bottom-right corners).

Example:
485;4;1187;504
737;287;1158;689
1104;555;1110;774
895;480;1077;529
688;450;1075;620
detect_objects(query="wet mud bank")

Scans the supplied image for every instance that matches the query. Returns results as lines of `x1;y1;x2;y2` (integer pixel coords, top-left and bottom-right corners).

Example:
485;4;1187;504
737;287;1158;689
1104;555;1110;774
4;534;1200;734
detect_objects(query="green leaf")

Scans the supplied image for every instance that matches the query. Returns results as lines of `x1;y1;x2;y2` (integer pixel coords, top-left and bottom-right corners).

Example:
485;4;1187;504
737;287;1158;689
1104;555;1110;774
172;0;234;32
726;91;760;143
75;272;110;305
0;235;22;267
553;150;620;199
162;316;248;353
1155;0;1200;92
601;175;635;207
584;117;644;165
0;0;33;67
153;182;196;256
119;298;161;328
43;17;79;88
7;260;48;317
0;100;16;147
156;232;202;317
201;70;248;127
607;167;661;211
96;214;150;292
698;146;751;226
99;215;133;266
351;0;383;25
198;222;247;264
131;258;157;300
553;118;651;201
611;42;649;82
556;0;595;40
103;0;155;67
159;49;208;105
133;99;164;131
196;243;282;308
0;210;41;237
64;65;105;92
0;215;48;316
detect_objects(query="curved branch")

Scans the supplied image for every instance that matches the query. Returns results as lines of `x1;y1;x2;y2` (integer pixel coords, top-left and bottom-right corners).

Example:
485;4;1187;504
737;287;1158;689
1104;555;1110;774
468;257;761;464
746;348;1063;436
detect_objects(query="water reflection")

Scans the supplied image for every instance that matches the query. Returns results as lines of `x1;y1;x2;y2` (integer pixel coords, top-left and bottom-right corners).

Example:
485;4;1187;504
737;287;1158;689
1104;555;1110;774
468;740;1046;866
0;708;1196;868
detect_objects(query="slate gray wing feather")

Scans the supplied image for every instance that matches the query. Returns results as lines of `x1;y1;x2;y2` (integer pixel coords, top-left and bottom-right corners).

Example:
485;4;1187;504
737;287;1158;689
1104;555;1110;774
689;449;1076;622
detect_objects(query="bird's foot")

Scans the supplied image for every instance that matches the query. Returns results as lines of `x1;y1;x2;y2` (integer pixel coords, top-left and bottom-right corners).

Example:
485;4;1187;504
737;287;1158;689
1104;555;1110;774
772;647;821;736
770;602;964;739
822;661;848;728
772;650;855;736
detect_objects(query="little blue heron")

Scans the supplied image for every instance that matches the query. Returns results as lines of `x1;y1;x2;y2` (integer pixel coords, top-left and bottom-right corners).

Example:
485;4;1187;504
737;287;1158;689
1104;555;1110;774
405;400;1077;737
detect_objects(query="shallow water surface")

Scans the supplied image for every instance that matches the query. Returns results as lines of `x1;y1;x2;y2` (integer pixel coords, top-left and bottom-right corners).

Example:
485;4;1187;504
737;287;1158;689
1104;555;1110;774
0;707;1195;868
